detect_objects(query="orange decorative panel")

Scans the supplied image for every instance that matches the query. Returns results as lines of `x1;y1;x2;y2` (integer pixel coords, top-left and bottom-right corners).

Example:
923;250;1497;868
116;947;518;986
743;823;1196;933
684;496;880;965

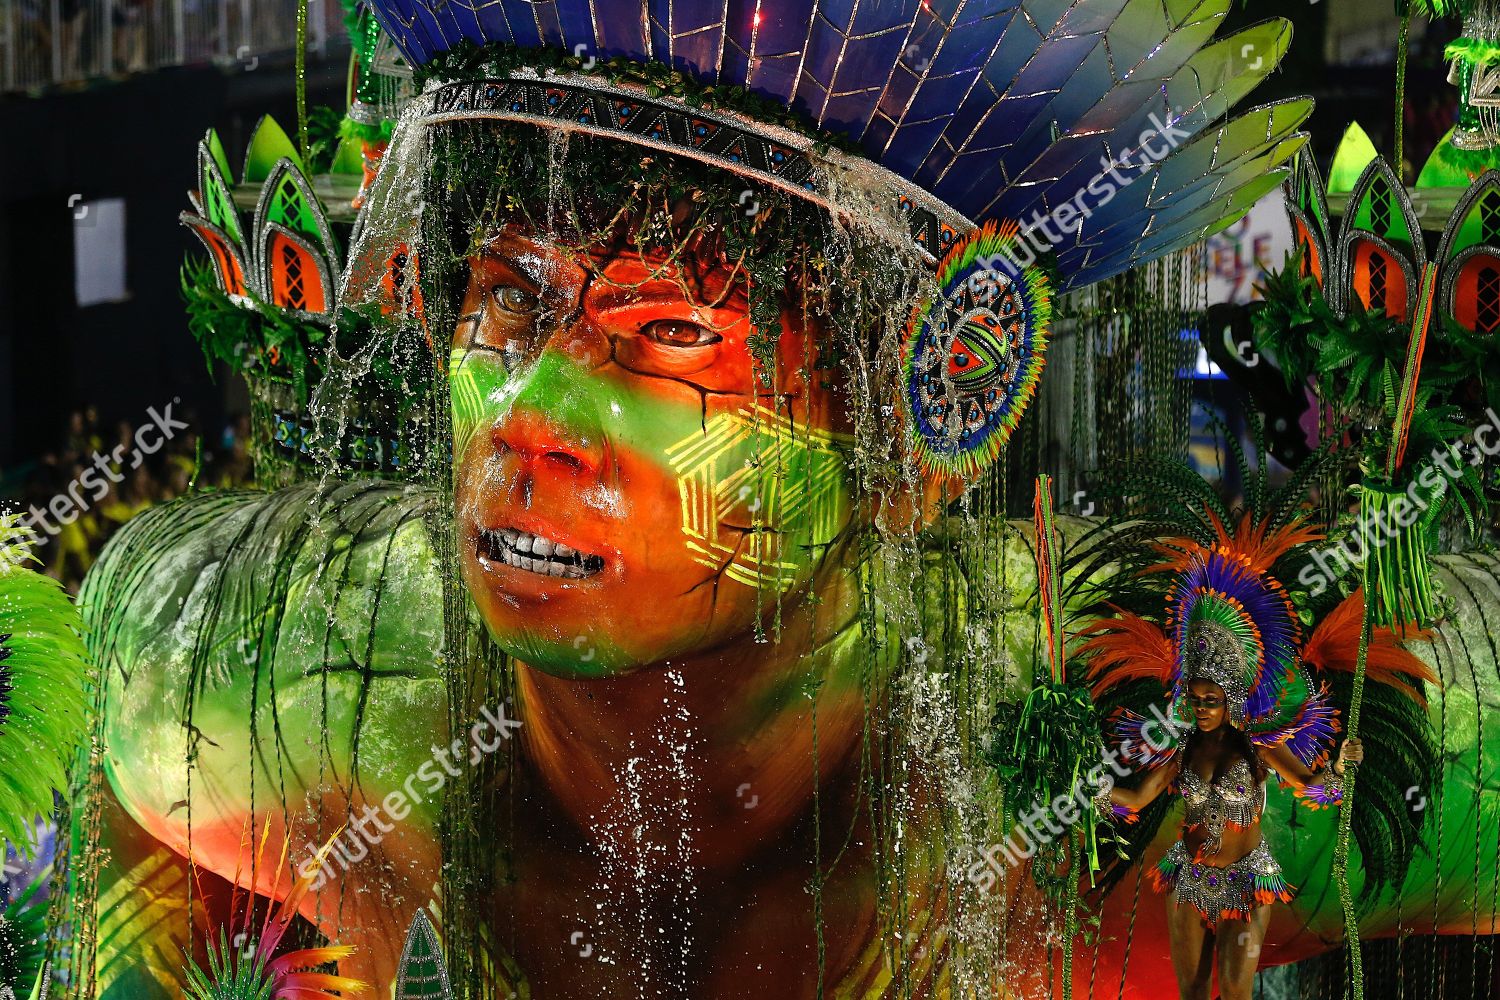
1349;240;1407;321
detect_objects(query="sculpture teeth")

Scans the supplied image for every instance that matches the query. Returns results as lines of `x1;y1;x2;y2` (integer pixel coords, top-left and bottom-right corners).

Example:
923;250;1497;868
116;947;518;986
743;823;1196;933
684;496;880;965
477;528;603;578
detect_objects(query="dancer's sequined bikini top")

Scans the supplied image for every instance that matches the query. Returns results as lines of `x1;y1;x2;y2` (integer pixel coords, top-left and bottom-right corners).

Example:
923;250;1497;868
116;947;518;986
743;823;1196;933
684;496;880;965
1178;753;1265;855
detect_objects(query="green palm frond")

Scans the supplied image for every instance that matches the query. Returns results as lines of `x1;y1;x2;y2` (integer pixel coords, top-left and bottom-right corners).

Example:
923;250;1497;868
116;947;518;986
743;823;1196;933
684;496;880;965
0;873;48;995
1086;458;1230;542
1370;388;1491;538
1325;676;1439;907
1065;433;1345;620
1442;316;1500;415
184;930;276;1000
0;521;90;853
1063;519;1186;613
1249;258;1327;392
1407;0;1471;21
1251;255;1435;417
1265;427;1351;532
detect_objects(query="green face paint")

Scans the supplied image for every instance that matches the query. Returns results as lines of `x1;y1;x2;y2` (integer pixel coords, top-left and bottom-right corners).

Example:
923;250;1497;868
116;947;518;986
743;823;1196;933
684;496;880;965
450;339;856;676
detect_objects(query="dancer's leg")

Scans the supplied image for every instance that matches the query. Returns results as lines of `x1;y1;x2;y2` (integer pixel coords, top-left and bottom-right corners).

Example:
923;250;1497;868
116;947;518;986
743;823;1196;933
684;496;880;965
1214;904;1270;1000
1165;894;1215;1000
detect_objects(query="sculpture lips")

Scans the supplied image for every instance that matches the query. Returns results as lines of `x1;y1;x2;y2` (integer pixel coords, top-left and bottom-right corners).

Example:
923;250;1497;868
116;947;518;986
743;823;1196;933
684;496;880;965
477;527;604;579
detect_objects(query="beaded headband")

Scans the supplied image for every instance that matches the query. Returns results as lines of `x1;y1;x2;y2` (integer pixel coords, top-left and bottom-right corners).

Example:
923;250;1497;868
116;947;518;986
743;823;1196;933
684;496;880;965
1181;619;1253;728
419;69;972;267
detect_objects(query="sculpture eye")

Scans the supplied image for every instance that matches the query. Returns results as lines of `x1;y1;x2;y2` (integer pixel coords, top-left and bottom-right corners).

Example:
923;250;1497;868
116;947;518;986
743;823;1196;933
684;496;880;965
642;319;721;347
492;284;539;314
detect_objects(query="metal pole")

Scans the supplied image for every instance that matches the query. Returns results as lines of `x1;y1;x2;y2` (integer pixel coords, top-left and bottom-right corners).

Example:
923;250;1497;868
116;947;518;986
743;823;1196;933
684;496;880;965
50;0;61;84
174;0;185;64
4;0;15;91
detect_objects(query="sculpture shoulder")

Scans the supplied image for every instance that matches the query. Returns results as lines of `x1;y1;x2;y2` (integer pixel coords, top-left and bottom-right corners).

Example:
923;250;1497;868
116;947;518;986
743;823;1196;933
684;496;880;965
84;479;468;849
81;478;448;722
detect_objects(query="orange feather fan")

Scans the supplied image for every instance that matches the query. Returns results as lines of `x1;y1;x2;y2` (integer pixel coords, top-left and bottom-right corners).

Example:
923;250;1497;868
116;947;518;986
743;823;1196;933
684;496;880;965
1146;511;1325;578
1076;605;1175;696
1302;591;1437;705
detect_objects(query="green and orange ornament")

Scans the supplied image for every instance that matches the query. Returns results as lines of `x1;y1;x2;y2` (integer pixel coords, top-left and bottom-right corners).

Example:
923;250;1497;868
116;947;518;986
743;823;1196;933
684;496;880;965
902;222;1051;482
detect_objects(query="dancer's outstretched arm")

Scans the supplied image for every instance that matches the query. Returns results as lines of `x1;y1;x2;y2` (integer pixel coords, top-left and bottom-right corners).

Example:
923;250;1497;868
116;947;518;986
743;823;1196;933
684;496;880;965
1259;738;1363;791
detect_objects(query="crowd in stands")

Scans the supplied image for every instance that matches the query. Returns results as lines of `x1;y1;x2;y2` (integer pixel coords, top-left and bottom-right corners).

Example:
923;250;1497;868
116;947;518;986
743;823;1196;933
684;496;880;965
3;406;252;592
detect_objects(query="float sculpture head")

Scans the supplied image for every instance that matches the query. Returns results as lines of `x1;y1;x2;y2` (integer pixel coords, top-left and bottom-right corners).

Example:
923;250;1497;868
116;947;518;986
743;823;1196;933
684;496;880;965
343;1;1310;682
446;213;866;676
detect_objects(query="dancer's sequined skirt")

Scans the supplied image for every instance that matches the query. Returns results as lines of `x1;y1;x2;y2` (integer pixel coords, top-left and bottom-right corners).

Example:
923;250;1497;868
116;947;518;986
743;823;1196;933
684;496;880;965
1150;840;1294;924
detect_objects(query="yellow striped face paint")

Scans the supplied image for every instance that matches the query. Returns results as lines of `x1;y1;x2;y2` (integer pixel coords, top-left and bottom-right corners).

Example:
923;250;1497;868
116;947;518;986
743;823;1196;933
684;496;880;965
666;405;851;594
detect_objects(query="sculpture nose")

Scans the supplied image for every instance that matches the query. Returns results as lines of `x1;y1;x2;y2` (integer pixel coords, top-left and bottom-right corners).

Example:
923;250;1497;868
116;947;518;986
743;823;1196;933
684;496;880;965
487;342;609;479
490;406;604;477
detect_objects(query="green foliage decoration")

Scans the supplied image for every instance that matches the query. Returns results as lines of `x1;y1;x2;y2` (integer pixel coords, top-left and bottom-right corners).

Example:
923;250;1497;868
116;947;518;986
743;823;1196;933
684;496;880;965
182;930;275;1000
0;875;48;997
0;523;89;855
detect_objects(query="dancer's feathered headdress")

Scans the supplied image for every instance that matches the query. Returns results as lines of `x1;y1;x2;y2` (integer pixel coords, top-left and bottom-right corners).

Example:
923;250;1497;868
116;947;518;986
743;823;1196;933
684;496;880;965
1080;513;1434;773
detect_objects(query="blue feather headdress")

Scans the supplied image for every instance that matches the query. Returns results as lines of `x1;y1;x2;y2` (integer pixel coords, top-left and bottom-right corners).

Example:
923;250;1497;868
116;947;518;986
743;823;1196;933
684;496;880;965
365;0;1310;285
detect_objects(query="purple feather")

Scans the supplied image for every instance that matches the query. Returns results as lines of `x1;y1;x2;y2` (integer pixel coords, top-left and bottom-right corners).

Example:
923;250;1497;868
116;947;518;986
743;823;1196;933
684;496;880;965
1109;706;1183;771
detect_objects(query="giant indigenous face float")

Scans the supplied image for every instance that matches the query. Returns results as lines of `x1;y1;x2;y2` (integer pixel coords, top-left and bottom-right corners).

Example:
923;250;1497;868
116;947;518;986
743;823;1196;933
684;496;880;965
39;3;1500;1000
449;230;855;675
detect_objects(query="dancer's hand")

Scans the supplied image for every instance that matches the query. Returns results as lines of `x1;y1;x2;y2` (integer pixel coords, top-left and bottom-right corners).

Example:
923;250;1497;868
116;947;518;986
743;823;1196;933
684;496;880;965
1335;737;1363;775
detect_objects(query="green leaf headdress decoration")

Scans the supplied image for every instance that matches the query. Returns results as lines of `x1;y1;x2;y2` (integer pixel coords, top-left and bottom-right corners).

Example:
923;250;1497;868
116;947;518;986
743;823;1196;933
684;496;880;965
0;521;89;854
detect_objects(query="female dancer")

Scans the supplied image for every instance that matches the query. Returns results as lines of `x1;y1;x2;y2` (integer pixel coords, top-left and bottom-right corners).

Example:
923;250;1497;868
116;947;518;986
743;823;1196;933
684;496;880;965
1077;510;1404;1000
1099;624;1362;1000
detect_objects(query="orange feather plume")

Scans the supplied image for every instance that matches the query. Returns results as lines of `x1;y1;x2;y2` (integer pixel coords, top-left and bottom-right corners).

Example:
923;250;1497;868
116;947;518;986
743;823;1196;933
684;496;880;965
1302;591;1437;705
1146;511;1324;577
1075;606;1175;696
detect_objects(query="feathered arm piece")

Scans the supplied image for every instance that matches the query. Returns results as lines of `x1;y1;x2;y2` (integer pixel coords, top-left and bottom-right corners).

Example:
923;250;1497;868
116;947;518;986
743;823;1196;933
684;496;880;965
1295;775;1345;809
1303;591;1437;705
1089;775;1141;825
1106;706;1183;772
1255;679;1341;771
